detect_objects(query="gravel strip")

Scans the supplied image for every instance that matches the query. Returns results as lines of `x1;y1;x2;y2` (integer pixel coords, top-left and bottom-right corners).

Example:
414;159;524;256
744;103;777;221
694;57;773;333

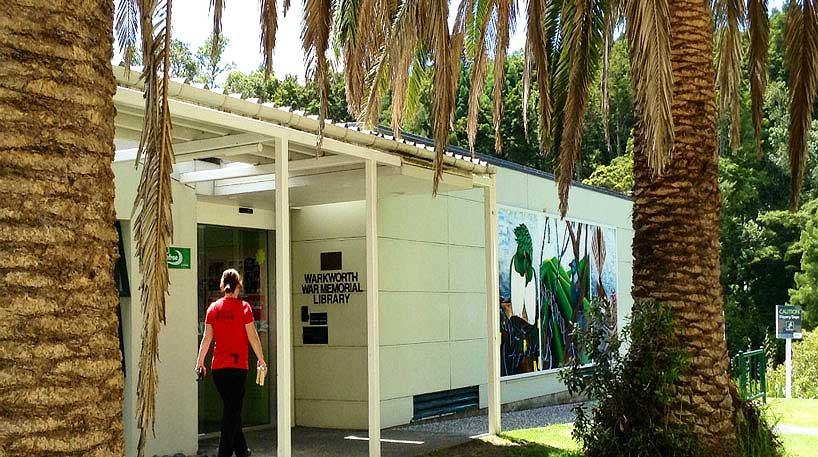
391;402;582;437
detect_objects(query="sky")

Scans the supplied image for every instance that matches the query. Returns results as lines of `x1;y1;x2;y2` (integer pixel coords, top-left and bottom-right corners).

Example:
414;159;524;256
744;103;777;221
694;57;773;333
145;0;787;86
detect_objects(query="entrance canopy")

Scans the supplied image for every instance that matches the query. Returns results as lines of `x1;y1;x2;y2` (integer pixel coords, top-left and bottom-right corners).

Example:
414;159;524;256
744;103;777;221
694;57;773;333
112;65;493;209
111;64;500;457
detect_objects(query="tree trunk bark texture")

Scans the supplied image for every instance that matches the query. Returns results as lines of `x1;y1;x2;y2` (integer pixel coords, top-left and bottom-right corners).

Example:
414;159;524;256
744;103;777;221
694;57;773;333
631;0;737;452
0;1;124;455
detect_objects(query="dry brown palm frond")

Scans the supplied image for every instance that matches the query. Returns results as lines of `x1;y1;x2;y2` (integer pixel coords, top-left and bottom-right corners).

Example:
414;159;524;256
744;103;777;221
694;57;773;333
389;35;417;139
338;0;379;118
336;0;365;116
131;1;175;457
260;0;278;80
116;0;140;75
784;0;818;211
601;16;612;159
425;0;456;193
716;0;745;153
361;0;420;127
625;0;674;175
492;0;516;157
211;0;224;62
748;0;769;159
558;0;603;216
525;0;552;156
467;0;496;156
303;0;333;145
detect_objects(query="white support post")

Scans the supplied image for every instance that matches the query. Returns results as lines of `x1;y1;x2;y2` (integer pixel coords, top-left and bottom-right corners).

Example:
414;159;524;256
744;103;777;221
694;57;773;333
365;160;381;457
785;337;792;399
484;176;501;435
275;138;292;457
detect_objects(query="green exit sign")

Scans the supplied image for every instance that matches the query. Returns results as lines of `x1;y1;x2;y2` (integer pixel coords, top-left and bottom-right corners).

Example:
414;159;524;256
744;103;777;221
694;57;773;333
167;247;191;269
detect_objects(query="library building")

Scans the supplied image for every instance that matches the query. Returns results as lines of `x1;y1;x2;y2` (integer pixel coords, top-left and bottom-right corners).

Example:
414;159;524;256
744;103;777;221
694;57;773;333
111;65;634;456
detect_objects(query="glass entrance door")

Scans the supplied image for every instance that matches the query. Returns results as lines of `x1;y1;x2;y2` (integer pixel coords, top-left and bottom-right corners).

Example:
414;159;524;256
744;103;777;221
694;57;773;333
198;225;273;434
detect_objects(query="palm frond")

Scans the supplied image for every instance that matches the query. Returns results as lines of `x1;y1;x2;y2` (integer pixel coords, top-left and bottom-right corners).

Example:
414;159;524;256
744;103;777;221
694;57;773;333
389;38;416;139
748;0;769;159
132;1;175;457
784;0;818;211
303;0;333;144
525;0;552;156
601;1;615;160
492;0;515;157
625;0;674;175
115;0;140;73
284;0;291;16
334;0;363;114
716;0;745;153
260;0;278;80
360;0;420;127
467;0;496;156
425;0;456;193
210;0;224;62
405;52;431;121
557;0;604;216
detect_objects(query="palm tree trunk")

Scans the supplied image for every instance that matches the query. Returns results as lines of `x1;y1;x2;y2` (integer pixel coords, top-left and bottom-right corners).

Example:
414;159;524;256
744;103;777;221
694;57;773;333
0;1;124;455
631;0;737;452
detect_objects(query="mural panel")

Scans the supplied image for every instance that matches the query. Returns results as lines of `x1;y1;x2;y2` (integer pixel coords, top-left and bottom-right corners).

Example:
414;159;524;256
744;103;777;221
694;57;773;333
498;206;618;377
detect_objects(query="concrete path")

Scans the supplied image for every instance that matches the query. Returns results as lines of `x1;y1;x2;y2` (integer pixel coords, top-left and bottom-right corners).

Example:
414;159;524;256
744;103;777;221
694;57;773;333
393;403;578;437
197;427;472;457
776;425;818;436
195;403;580;457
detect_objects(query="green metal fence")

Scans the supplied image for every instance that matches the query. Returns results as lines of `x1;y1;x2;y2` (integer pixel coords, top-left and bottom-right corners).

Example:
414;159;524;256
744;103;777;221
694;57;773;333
732;348;767;402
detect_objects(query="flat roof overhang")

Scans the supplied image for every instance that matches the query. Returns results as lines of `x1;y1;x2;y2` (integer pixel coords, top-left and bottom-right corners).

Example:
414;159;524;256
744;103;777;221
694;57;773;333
112;65;494;209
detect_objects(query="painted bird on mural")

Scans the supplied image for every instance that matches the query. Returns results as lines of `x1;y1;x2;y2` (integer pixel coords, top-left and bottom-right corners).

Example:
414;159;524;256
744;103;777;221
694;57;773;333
510;224;537;324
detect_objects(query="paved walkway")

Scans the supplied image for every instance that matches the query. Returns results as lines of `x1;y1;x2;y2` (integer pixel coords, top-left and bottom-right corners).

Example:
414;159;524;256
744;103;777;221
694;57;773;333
776;424;818;436
195;403;580;457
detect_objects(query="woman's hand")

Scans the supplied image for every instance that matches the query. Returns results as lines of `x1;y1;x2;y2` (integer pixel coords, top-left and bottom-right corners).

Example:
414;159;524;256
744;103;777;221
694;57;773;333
256;360;267;371
195;361;207;378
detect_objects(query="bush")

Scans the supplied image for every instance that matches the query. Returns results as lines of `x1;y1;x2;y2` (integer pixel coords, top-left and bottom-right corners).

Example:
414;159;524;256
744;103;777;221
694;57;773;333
733;393;782;457
563;299;783;457
767;328;818;399
560;299;698;457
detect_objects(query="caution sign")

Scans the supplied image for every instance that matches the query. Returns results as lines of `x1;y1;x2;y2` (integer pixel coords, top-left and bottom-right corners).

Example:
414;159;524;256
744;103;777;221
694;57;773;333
776;305;803;339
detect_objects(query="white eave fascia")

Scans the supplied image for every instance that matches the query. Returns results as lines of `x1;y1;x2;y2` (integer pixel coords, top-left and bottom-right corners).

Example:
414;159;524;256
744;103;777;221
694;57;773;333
111;64;494;176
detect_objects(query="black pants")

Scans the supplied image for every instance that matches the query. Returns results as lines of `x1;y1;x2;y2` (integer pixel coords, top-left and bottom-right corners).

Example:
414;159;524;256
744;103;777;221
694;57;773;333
212;368;249;457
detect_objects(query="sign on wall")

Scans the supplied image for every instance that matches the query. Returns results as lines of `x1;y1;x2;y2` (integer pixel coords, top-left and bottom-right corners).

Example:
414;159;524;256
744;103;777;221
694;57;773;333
167;247;191;269
498;206;618;377
776;305;803;339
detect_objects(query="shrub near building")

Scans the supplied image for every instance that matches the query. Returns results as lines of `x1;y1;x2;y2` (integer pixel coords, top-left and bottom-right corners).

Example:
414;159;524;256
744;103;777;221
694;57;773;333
768;329;818;399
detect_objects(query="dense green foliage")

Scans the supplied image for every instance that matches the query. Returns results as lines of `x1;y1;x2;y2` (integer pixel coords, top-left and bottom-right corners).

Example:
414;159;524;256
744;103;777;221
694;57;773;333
767;329;818;399
563;299;782;457
561;299;698;457
790;201;818;328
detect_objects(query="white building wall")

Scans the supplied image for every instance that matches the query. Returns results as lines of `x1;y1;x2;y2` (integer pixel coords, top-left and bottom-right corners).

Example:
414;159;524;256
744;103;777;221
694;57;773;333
115;163;199;457
113;160;633;445
290;201;369;429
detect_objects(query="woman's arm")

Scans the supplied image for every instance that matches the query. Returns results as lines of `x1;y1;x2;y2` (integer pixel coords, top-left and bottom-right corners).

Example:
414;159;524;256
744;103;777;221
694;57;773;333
245;323;267;369
195;324;214;375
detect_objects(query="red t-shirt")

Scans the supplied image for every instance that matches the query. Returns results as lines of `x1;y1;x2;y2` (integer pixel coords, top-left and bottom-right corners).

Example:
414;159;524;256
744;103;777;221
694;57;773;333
205;297;254;370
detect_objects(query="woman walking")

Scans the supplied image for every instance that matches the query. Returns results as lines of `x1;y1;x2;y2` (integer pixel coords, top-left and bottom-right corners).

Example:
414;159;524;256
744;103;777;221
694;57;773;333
196;269;267;457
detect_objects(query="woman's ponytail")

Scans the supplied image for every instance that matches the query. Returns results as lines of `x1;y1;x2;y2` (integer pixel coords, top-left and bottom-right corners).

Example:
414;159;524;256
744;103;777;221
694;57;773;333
221;268;242;294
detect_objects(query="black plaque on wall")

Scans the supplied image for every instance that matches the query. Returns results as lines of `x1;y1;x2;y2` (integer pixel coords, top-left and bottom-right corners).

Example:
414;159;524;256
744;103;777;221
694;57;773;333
320;251;342;271
303;326;329;345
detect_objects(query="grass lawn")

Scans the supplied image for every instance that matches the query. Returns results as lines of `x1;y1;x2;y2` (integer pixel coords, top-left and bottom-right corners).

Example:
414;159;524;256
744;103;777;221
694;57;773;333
423;424;581;457
766;397;818;428
424;398;818;456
